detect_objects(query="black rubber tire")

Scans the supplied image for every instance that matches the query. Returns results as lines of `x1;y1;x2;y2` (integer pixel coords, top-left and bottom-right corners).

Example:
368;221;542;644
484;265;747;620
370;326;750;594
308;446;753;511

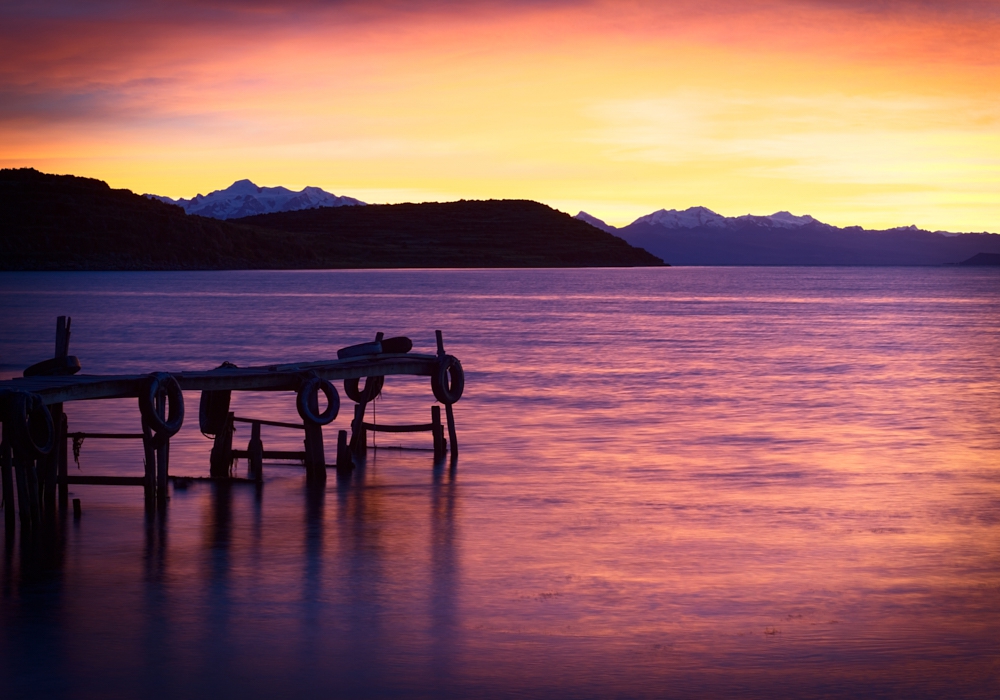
431;355;464;404
138;373;185;438
199;390;232;436
10;392;55;457
297;377;340;426
23;355;81;377
344;375;385;403
381;336;413;354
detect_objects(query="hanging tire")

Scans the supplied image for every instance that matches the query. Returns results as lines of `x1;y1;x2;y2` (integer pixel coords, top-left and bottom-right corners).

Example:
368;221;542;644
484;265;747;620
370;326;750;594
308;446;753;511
23;355;81;377
6;392;55;457
344;375;384;403
138;372;185;438
297;377;339;425
199;390;231;436
431;355;464;404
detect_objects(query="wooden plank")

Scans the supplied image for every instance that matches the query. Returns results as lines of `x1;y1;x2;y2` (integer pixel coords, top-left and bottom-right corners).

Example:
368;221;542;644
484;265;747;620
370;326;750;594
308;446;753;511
361;422;434;433
66;475;146;486
232;416;305;430
232;449;306;461
67;432;145;439
0;355;442;405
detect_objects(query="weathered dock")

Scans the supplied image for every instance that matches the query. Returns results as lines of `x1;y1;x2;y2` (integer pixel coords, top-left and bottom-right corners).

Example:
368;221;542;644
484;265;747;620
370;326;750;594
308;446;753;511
0;317;464;535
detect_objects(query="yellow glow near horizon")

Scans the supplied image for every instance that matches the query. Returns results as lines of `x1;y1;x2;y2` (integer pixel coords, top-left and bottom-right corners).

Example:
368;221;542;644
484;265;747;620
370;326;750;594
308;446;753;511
1;1;998;231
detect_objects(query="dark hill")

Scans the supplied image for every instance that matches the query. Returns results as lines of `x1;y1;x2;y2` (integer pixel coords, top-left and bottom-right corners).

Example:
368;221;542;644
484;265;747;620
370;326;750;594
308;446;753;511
0;168;318;270
0;169;663;270
234;200;664;268
617;220;1000;266
958;252;1000;266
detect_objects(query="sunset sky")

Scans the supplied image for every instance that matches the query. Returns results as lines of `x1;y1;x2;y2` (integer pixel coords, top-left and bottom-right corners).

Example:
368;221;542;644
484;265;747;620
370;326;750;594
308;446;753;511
2;0;998;230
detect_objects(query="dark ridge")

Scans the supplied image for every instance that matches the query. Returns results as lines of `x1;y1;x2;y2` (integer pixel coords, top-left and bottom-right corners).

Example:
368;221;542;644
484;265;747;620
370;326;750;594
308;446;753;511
0;168;316;270
958;252;1000;266
616;220;1000;266
0;169;664;270
234;200;665;268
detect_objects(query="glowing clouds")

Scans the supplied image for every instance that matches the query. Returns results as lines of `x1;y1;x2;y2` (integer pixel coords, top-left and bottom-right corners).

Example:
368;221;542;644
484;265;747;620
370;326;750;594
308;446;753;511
1;0;998;230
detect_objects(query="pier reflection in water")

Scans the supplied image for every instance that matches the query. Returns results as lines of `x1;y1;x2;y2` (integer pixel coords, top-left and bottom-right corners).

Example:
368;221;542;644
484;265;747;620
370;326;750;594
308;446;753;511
1;268;998;698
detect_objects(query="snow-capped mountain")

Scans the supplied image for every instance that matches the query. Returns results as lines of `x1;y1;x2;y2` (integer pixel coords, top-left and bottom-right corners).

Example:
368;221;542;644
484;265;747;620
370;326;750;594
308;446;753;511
147;179;365;220
573;211;617;233
574;207;823;231
572;206;1000;265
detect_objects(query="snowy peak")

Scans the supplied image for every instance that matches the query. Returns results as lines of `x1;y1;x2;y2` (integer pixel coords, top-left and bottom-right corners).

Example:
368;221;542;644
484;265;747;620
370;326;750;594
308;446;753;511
633;206;728;229
763;211;820;228
147;180;365;220
574;211;618;233
628;207;827;230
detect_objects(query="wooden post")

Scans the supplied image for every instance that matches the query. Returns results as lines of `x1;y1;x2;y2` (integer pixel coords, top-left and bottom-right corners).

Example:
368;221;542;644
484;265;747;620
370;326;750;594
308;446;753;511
155;391;169;504
303;390;326;484
1;441;14;532
54;317;72;513
141;415;157;504
13;451;40;529
40;403;63;517
13;455;31;529
25;457;41;527
210;412;234;478
350;403;367;460
55;316;71;358
335;429;352;475
445;404;458;460
248;421;263;482
58;413;68;512
431;405;445;459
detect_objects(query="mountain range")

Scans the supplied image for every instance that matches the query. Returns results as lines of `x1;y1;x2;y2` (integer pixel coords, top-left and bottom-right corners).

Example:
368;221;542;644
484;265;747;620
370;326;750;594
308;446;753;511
575;208;1000;266
147;179;364;219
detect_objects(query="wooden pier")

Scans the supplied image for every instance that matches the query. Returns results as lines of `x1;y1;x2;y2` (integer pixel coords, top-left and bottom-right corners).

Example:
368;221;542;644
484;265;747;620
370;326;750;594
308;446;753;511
0;318;464;535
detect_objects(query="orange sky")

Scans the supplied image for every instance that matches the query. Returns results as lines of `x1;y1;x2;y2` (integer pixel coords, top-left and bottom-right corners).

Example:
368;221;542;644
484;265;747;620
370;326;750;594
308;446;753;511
2;0;998;230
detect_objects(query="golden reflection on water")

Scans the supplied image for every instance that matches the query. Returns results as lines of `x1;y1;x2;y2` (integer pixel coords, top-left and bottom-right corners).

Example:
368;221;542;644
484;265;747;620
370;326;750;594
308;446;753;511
1;268;998;698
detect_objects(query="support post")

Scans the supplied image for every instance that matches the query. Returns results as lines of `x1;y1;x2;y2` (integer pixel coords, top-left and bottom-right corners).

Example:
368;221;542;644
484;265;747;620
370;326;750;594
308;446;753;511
303;391;326;484
445;403;458;460
248;421;263;483
40;403;63;518
335;429;352;476
431;405;445;459
350;403;367;460
141;415;157;505
55;316;71;358
13;454;35;529
210;412;235;478
25;457;41;527
1;441;14;532
58;413;68;512
155;391;169;505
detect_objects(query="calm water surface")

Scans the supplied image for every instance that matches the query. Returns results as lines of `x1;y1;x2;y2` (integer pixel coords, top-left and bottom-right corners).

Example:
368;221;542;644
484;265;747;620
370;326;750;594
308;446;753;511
1;268;998;699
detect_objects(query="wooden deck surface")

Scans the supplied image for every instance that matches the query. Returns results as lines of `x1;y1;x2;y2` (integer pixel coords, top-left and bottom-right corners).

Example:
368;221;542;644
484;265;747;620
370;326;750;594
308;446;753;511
0;352;440;404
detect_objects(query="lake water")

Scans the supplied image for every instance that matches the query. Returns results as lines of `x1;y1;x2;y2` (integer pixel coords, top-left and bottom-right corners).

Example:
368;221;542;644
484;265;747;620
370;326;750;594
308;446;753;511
1;268;998;699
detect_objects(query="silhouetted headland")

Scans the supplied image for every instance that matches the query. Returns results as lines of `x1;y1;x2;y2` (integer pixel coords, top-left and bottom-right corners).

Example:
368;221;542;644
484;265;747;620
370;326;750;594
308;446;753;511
958;252;1000;266
0;168;664;270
